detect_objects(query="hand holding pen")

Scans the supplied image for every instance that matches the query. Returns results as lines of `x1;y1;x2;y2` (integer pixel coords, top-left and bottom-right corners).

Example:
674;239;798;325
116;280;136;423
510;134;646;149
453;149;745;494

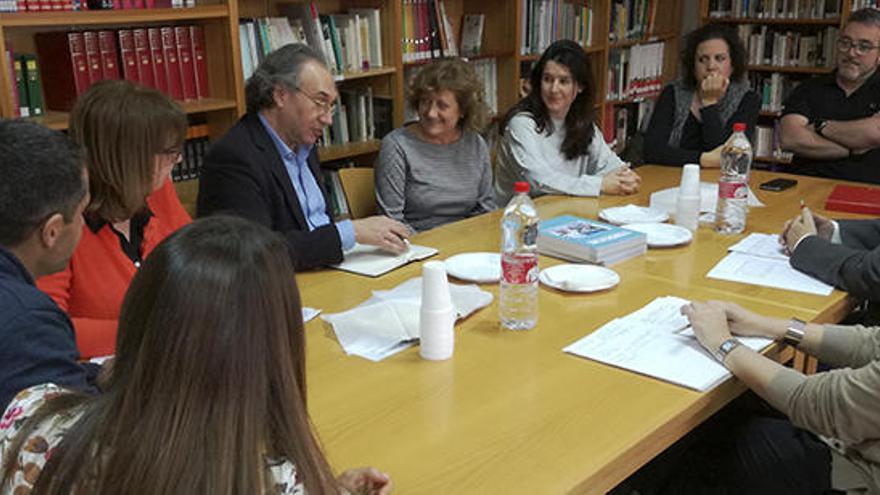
779;200;818;255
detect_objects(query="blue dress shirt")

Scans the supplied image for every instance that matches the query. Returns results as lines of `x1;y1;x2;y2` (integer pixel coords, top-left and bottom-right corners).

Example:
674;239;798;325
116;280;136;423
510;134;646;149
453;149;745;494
258;115;355;250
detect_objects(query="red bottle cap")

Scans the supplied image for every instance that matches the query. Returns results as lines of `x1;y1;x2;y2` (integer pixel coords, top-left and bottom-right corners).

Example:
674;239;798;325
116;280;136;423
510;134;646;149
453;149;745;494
733;122;746;132
514;181;530;193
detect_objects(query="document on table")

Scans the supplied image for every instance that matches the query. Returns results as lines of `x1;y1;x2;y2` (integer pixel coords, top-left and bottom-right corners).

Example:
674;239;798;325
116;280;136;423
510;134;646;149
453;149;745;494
302;307;321;323
563;296;773;392
333;243;439;277
707;233;834;296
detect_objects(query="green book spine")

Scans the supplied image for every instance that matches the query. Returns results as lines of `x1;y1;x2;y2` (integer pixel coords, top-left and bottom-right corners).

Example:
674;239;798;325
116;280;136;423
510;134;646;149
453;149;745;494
13;56;29;118
21;54;44;117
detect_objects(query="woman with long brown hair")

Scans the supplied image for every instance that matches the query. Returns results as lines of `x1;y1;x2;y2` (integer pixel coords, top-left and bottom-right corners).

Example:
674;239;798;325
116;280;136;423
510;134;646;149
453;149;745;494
37;79;192;360
1;216;392;494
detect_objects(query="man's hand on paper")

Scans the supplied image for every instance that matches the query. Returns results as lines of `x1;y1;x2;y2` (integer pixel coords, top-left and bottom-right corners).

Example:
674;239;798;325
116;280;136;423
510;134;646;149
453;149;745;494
338;466;393;495
353;216;411;254
780;210;831;254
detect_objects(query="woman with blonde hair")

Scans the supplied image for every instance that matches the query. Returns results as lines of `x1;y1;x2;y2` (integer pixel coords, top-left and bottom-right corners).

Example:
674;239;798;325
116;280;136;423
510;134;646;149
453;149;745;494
1;216;392;494
38;80;192;359
375;57;495;232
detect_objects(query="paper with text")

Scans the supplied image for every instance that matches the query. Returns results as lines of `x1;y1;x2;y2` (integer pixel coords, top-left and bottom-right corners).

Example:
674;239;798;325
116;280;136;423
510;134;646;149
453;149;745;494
707;251;833;296
728;233;788;261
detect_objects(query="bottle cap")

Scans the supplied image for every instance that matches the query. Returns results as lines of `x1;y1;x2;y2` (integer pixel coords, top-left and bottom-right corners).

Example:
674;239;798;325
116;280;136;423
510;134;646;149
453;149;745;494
514;181;530;193
733;122;746;132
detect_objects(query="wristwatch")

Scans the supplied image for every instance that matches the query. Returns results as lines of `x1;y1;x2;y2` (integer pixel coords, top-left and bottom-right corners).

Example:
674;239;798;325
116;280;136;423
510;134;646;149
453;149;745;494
814;119;828;137
783;317;806;348
714;338;742;363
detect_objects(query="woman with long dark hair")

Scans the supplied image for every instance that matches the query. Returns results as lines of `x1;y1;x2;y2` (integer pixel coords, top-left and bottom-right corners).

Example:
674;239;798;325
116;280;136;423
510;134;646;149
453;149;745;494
494;39;640;204
1;217;391;494
644;24;760;167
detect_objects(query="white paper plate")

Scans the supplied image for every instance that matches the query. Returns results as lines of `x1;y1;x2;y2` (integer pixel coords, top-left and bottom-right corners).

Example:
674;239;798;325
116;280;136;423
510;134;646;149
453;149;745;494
539;264;620;293
623;223;693;248
599;205;669;225
444;252;501;283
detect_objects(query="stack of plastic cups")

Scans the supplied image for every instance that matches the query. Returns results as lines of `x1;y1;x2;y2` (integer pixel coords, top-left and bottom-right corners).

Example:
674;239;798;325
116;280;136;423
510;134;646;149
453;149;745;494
419;261;455;361
676;164;701;232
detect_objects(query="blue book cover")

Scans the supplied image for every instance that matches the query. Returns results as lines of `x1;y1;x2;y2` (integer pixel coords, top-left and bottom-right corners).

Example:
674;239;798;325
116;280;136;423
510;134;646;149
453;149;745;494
538;215;645;251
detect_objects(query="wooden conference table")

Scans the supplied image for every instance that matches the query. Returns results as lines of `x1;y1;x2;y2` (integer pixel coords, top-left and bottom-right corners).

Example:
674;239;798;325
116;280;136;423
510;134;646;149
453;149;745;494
296;165;866;494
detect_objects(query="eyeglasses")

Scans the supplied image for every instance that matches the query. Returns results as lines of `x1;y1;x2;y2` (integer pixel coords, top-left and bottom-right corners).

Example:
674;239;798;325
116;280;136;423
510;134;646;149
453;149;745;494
836;37;880;55
292;86;337;115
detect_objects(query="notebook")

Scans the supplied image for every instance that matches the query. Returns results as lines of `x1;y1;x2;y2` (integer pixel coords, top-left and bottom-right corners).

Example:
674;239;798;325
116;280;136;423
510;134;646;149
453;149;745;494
825;184;880;215
332;243;438;277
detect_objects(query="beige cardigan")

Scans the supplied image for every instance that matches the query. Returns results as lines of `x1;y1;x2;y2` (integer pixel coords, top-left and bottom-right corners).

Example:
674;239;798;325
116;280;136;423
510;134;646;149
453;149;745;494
767;324;880;492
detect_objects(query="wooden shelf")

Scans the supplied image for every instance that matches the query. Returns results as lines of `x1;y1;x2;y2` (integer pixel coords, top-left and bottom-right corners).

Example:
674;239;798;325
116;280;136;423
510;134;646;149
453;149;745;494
748;64;833;74
25;97;236;131
332;66;396;82
318;139;382;162
403;51;514;67
704;16;841;26
609;32;675;49
0;5;229;27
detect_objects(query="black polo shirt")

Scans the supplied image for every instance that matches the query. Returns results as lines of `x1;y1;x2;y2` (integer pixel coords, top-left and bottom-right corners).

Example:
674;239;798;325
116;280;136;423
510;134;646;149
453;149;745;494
781;69;880;184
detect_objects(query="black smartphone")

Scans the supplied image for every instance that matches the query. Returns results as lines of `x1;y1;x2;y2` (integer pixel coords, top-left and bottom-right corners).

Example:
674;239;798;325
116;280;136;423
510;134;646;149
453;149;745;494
759;178;798;192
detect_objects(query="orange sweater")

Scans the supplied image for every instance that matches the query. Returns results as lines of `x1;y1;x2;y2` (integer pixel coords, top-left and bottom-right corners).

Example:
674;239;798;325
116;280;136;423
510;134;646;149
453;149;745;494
37;180;191;358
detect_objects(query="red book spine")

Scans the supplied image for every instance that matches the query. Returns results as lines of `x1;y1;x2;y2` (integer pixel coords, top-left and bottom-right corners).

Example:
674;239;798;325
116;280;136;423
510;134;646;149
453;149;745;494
147;27;168;94
117;29;140;84
82;31;103;86
189;25;209;99
68;32;90;95
6;49;20;117
133;28;155;88
161;26;183;100
174;26;196;100
97;30;120;80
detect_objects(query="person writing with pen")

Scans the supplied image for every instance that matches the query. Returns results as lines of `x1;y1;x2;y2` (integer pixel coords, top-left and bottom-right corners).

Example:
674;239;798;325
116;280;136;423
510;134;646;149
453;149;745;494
199;44;410;271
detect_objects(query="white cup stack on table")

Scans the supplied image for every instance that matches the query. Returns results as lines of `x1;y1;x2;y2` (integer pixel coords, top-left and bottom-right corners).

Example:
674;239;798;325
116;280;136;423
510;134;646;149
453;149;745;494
419;261;456;361
675;163;701;232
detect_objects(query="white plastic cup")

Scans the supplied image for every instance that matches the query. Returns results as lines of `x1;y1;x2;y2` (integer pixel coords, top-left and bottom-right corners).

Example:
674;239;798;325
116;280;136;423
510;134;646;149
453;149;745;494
680;164;701;197
419;261;455;360
421;261;453;311
675;195;700;233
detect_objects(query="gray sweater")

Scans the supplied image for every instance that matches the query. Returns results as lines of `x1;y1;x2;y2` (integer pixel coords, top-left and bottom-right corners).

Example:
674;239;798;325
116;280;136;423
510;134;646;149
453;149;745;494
375;125;495;232
767;324;880;492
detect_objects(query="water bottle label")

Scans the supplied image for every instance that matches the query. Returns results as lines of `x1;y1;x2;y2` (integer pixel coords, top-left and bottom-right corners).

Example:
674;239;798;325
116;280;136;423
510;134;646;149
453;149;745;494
502;255;538;284
718;181;748;200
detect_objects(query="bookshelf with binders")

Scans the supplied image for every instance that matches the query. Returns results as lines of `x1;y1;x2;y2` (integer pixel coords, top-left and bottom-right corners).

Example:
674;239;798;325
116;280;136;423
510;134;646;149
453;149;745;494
699;0;870;167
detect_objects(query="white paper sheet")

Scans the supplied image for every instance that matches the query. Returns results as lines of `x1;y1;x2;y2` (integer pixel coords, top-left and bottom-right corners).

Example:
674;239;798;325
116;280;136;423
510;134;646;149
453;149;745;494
302;307;321;323
564;296;773;391
322;277;493;361
707;251;834;296
728;233;789;261
333;243;439;277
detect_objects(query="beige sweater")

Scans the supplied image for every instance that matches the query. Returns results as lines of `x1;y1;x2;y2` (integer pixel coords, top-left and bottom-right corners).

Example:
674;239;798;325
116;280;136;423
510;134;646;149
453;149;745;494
767;324;880;492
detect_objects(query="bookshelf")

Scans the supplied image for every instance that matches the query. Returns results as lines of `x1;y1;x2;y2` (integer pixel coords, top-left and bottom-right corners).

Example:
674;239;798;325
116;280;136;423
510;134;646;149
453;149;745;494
699;0;856;166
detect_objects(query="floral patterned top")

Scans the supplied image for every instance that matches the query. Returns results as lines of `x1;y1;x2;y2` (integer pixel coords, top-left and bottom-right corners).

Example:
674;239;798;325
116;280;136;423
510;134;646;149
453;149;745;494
0;384;305;494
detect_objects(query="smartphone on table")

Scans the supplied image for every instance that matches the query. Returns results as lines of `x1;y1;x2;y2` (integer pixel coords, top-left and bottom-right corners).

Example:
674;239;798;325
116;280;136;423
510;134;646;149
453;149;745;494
759;178;798;192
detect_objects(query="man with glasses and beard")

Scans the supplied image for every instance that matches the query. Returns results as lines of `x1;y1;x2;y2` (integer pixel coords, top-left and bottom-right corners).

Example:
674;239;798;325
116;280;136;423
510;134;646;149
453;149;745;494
199;44;410;270
780;8;880;184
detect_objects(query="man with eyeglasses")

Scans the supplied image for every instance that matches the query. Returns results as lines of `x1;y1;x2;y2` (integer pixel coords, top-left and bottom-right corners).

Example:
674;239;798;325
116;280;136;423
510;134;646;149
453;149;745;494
780;8;880;184
199;44;410;270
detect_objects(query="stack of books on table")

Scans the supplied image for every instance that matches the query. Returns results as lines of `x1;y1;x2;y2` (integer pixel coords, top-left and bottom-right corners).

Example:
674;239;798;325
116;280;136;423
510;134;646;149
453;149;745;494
537;215;646;265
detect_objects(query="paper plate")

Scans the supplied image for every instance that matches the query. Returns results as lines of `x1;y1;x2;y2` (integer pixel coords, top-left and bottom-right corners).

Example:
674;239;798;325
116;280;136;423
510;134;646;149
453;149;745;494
623;223;693;248
598;205;669;225
539;264;620;293
444;252;501;283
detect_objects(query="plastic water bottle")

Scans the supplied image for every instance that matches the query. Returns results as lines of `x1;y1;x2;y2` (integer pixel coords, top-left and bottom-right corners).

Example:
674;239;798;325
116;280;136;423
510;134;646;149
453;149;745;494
715;122;753;235
500;181;539;330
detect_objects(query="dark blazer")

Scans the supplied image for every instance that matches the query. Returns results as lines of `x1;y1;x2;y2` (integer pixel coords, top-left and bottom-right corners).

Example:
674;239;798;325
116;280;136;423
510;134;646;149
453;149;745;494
791;219;880;301
0;246;97;412
198;113;343;270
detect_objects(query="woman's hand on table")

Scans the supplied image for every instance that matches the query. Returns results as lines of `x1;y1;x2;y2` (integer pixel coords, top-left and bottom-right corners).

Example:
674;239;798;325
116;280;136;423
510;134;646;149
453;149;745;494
601;166;641;195
338;467;393;495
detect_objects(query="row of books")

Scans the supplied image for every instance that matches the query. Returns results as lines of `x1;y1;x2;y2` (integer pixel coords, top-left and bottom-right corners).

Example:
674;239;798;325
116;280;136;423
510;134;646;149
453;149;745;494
321;165;352;218
850;0;878;9
6;52;43;117
0;0;192;12
737;24;839;68
601;99;656;153
239;18;304;81
753;122;793;163
520;0;595;55
401;0;458;62
606;42;665;102
278;3;384;76
749;72;798;112
171;124;210;182
33;26;209;112
609;0;660;42
320;88;394;147
707;0;842;19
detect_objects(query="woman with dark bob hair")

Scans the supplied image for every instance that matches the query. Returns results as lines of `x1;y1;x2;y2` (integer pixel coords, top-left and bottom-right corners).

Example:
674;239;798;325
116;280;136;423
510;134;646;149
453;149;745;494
1;217;392;495
644;24;760;167
494;39;640;204
375;57;495;232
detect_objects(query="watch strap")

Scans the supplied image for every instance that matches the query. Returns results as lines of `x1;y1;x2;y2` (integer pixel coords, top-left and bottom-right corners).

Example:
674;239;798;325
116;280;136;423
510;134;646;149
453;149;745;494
783;318;806;348
714;338;742;363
